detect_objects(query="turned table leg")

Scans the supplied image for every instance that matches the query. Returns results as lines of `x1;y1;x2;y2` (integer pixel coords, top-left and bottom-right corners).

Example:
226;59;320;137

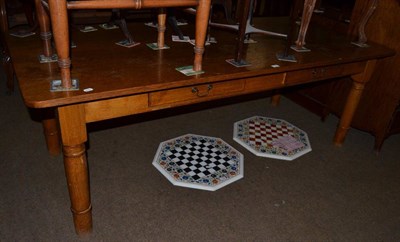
334;60;377;145
58;105;92;234
270;94;281;106
42;108;61;156
193;0;211;71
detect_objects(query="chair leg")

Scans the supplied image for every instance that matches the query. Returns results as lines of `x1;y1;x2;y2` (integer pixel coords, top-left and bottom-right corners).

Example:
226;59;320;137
48;0;72;89
157;8;166;48
35;0;54;59
293;0;316;51
194;0;212;71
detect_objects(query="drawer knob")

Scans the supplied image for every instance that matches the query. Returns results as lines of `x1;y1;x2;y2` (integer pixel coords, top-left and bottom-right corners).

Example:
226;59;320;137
312;69;318;77
192;84;213;97
312;68;326;78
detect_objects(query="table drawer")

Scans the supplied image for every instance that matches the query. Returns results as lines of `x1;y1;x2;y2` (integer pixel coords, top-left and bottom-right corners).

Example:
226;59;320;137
84;94;149;122
244;73;285;92
285;62;366;85
149;79;245;106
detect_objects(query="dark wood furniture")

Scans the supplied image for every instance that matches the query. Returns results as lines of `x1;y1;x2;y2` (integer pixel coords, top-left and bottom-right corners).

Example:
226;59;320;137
6;19;393;235
219;0;316;65
285;0;400;151
0;0;17;91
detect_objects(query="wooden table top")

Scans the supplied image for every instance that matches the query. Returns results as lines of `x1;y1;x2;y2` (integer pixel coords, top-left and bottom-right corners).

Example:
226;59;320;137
7;18;394;108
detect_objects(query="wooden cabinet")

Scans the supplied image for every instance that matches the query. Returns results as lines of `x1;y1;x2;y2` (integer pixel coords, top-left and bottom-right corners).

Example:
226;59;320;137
285;0;400;151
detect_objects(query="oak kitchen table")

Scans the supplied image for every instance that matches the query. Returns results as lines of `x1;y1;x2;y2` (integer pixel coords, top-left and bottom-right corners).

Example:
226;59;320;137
6;19;394;234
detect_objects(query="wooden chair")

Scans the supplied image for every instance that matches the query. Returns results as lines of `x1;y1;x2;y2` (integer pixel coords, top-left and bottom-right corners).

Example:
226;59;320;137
36;0;212;91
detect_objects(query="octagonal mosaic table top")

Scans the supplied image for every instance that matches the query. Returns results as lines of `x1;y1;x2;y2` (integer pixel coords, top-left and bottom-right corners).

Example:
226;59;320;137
152;134;244;191
233;116;311;160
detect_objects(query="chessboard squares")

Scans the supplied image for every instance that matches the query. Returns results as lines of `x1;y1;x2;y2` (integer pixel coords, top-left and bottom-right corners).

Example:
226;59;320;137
152;134;244;191
233;116;311;160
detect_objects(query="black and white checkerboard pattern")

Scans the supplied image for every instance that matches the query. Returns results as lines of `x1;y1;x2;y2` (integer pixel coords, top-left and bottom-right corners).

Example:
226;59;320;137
153;134;243;191
166;140;234;181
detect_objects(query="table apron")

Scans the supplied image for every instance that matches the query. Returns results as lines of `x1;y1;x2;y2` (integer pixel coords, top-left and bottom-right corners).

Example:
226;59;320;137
82;61;367;124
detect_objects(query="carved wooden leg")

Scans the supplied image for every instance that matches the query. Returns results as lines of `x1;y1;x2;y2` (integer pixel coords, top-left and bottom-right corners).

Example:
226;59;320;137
157;8;166;48
58;105;92;234
291;0;316;52
42;109;61;156
333;60;377;145
48;0;72;89
351;0;378;47
193;0;211;71
35;0;56;63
